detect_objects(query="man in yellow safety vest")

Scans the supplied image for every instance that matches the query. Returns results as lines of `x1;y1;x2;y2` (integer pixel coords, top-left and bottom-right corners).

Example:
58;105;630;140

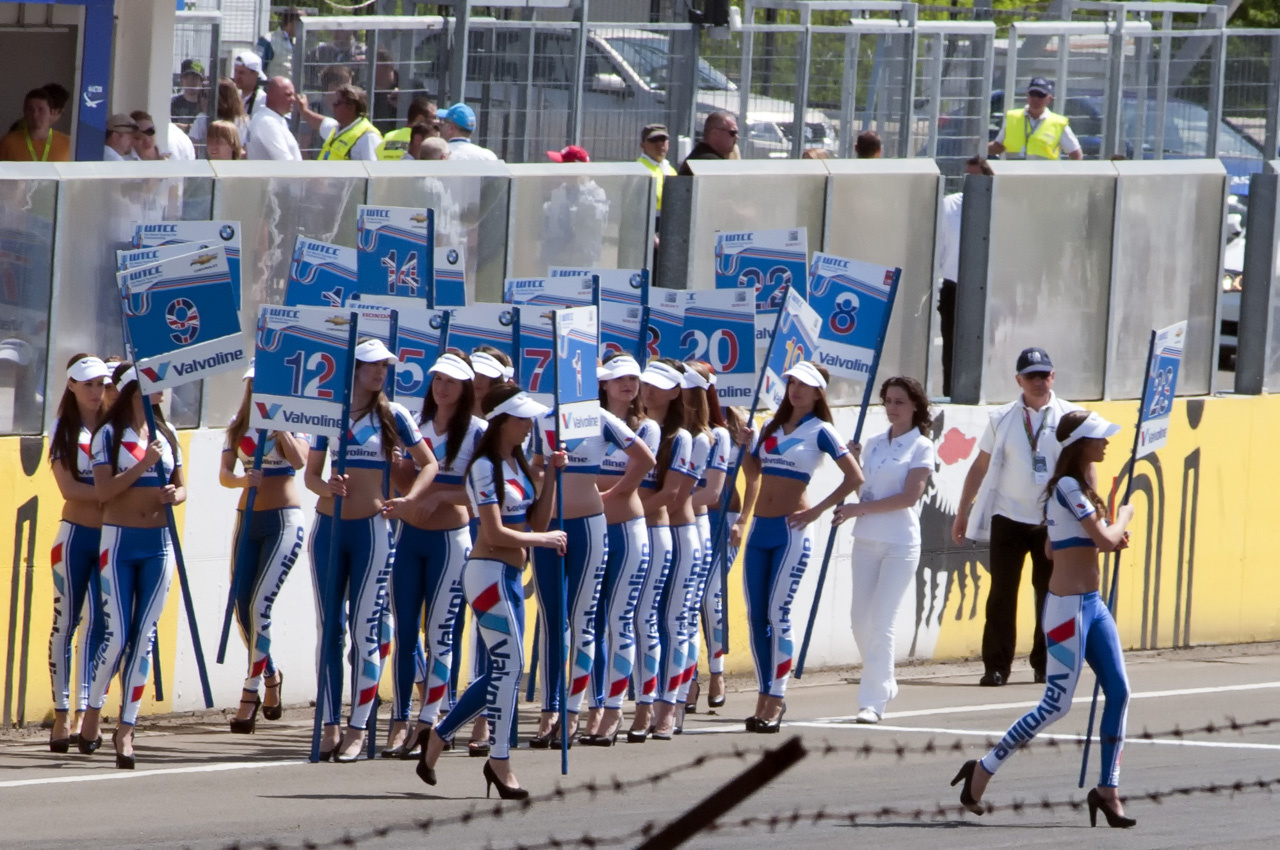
304;83;381;161
988;78;1082;161
376;96;437;160
636;123;677;213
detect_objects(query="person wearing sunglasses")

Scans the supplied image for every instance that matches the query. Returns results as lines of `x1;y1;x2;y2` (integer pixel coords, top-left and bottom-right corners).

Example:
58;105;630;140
129;111;164;160
989;77;1082;161
678;110;739;175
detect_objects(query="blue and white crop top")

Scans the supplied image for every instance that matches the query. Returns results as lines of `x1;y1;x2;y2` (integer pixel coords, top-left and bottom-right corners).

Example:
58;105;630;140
421;415;487;485
688;430;712;483
533;408;636;476
51;418;95;485
310;402;423;471
640;425;696;490
223;428;299;478
751;414;848;483
91;423;182;488
1046;476;1103;551
599;414;648;477
697;426;732;490
467;455;534;525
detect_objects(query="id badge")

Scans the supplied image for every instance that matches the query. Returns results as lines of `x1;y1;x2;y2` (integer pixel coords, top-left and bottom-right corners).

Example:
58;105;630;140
1033;453;1050;485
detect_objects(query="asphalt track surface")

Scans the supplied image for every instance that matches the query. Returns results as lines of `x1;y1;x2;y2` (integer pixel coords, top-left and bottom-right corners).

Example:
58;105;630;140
4;643;1280;850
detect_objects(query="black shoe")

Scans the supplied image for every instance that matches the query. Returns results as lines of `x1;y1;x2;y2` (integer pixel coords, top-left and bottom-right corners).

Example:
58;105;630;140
1087;788;1136;828
262;671;284;721
757;703;786;734
1034;670;1047;685
483;761;529;800
415;736;438;786
113;727;135;770
708;695;726;709
318;748;335;763
468;740;491;758
685;680;700;714
385;724;431;760
950;759;986;815
586;728;618;747
229;696;261;734
626;728;648;744
77;734;102;755
529;718;560;750
744;716;761;732
49;737;71;754
978;671;1006;687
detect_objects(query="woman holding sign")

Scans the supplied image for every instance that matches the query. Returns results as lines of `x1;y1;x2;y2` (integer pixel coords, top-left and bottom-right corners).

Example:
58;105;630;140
414;385;567;799
46;354;112;752
832;377;935;724
735;361;863;733
700;404;748;710
79;363;185;769
305;339;438;763
382;353;487;758
580;353;656;745
953;410;1136;828
220;367;308;733
631;359;699;741
528;367;645;746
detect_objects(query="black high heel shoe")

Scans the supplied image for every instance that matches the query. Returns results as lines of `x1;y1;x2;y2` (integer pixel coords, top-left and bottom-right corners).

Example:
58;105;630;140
229;696;261;734
415;737;438;786
586;727;618;747
468;740;491;758
744;716;761;732
756;703;786;734
262;671;284;721
685;680;700;714
626;727;648;743
483;761;530;800
1087;788;1136;828
49;736;71;754
529;718;560;750
384;723;430;759
950;760;986;815
77;734;102;755
113;727;135;771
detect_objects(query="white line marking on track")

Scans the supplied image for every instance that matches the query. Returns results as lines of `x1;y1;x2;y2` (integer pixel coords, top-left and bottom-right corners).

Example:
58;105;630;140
0;759;303;789
816;680;1280;723
786;722;1280;751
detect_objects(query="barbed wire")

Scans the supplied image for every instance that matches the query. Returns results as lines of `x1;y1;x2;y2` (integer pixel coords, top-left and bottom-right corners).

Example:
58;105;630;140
198;713;1280;850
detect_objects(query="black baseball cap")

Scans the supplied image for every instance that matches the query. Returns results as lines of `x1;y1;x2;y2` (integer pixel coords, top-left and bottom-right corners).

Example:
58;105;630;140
1027;77;1053;96
641;123;670;143
1016;347;1053;375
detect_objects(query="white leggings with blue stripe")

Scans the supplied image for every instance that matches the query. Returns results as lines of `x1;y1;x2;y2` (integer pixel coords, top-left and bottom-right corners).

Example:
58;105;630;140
592;516;650;710
49;521;105;713
633;525;673;704
657;523;702;704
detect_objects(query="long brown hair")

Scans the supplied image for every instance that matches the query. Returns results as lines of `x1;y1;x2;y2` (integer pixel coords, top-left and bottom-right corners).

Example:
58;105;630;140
598;351;644;430
96;361;178;478
227;379;284;461
350;340;400;465
760;362;832;445
648;358;687;490
683;361;711;439
1044;410;1107;518
880;376;932;435
216;77;245;123
468;384;534;508
422;353;477;467
49;352;99;472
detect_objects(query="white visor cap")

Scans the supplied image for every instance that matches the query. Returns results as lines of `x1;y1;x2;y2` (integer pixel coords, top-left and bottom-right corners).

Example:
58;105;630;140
599;355;641;380
640;361;683;391
783;361;827;390
486;392;550;421
355;339;397;364
471;351;514;381
429;352;475;382
116;366;139;391
682;365;710;390
1060;411;1121;448
68;356;111;383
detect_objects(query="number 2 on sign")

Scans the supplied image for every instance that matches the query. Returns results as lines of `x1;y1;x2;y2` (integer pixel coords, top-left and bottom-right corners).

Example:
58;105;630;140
284;350;337;399
1147;364;1174;418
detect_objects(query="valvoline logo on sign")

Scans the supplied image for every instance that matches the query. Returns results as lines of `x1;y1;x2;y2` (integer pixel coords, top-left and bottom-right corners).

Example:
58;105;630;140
255;401;283;420
141;363;169;383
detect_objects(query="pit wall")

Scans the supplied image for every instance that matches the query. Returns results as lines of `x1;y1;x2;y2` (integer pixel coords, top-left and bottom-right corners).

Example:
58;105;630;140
0;393;1271;723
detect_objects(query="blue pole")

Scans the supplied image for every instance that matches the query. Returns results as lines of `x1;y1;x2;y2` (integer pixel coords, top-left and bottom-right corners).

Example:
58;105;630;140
311;314;361;763
551;310;569;776
216;430;267;664
368;310;399;760
1078;329;1156;788
795;271;899;681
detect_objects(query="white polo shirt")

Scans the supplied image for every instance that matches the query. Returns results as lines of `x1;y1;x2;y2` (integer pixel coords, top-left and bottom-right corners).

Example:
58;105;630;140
246;107;302;161
446;137;499;161
978;392;1082;525
853;428;935;545
938;191;963;283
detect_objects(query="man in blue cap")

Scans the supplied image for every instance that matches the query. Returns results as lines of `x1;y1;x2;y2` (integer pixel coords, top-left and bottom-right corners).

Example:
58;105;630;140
438;103;498;161
989;78;1082;161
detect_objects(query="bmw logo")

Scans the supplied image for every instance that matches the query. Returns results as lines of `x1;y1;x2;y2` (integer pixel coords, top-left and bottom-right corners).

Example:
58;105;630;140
447;249;459;265
629;272;642;289
429;314;443;329
498;310;513;327
219;225;235;242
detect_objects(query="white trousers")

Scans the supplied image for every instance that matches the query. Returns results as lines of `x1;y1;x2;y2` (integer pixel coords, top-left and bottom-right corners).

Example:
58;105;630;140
849;538;920;716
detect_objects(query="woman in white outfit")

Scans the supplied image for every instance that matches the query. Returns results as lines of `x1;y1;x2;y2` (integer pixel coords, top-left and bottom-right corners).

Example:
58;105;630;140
833;377;934;724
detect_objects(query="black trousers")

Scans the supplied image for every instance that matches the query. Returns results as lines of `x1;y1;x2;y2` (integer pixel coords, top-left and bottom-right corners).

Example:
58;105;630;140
981;514;1052;677
939;279;957;397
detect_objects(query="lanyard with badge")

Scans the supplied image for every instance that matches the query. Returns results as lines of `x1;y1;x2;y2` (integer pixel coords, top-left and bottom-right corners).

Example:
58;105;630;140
24;129;51;162
1023;406;1050;484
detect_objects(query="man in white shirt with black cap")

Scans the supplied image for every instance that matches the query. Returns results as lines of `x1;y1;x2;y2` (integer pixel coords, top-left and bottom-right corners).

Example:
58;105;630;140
952;347;1082;687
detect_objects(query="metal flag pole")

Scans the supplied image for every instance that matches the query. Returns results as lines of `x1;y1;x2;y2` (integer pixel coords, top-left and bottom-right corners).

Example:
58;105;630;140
368;308;400;760
216;432;267;665
1078;329;1156;788
795;271;900;680
311;313;361;763
551;308;569;776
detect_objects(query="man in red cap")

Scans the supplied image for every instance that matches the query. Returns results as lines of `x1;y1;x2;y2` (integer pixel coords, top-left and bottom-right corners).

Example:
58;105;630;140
547;145;590;163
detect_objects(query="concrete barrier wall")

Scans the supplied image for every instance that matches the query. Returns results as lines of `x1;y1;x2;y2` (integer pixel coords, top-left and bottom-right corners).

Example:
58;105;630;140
2;392;1273;723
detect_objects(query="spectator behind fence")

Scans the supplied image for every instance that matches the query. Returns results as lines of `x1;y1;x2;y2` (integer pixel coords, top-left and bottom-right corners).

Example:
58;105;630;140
191;78;250;146
636;124;676;213
439;103;498;161
801;148;830;159
376;96;436;160
314;29;366;70
171;59;206;131
936;155;994;398
547;144;590;163
233;50;268;118
372;47;401;134
678;111;738;175
43;83;70;127
301;83;381;161
989;77;1082;161
247;77;303;161
103;113;138;161
0;88;71;161
268;7;302;78
855;130;882;159
130;111;163;160
165;119;196;161
417;135;448;161
206;120;243;160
